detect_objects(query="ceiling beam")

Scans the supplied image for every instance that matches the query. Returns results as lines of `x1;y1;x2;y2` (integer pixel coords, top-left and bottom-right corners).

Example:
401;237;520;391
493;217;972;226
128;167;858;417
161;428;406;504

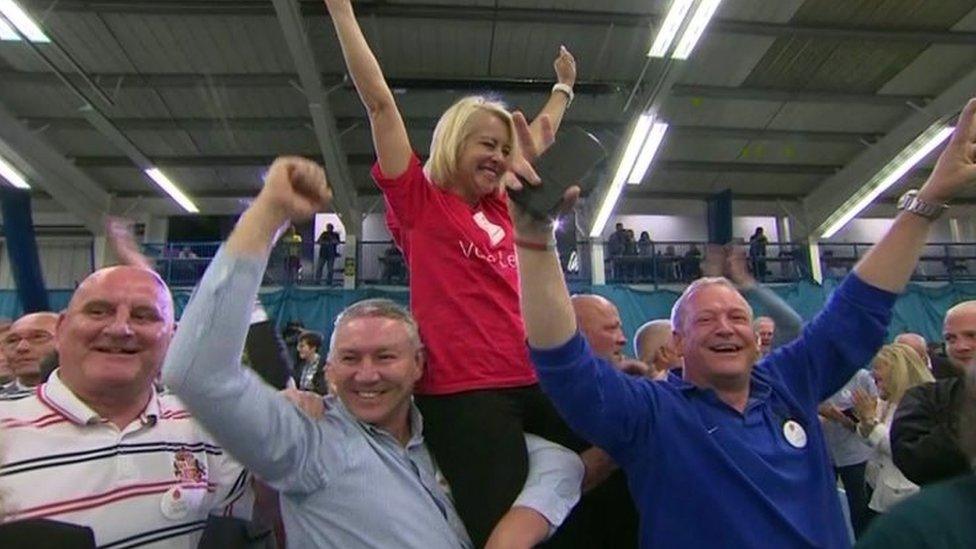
72;154;844;176
270;0;359;234
0;70;623;95
23;116;881;142
26;1;976;44
670;84;930;107
802;64;976;237
0;102;111;233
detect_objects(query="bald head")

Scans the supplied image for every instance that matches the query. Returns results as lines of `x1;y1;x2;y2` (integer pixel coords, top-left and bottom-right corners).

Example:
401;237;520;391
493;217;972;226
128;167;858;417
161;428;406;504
2;312;59;386
894;333;928;363
634;320;672;364
70;265;174;324
572;294;626;364
944;301;976;371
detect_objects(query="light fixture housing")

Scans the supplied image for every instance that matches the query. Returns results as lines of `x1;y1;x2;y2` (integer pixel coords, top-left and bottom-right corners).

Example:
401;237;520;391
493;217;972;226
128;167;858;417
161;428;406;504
627;121;670;184
672;0;723;60
145;168;200;214
819;123;954;238
0;155;30;189
0;0;51;43
647;0;694;58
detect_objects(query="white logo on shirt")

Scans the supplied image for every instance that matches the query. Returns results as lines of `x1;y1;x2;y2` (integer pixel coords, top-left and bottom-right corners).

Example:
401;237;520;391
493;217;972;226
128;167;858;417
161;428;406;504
472;212;505;248
459;240;517;269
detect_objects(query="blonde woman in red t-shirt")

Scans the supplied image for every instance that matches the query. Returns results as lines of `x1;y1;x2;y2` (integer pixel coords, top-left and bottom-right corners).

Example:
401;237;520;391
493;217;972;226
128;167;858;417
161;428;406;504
325;1;587;545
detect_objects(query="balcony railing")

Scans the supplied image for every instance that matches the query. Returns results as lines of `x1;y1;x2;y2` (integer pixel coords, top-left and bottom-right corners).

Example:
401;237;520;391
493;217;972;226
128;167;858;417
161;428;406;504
142;240;976;288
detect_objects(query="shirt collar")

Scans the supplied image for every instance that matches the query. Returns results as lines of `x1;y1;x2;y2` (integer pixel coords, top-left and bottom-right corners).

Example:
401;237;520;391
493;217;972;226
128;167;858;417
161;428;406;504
39;370;161;427
668;369;772;411
331;394;425;447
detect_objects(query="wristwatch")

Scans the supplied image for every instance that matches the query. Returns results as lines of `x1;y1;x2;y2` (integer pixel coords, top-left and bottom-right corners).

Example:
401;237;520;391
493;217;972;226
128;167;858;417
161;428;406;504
897;189;948;220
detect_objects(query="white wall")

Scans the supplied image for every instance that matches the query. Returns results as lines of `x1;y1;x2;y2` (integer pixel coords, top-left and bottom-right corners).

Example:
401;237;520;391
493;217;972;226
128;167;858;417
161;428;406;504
825;217;953;243
613;214;780;243
0;236;93;290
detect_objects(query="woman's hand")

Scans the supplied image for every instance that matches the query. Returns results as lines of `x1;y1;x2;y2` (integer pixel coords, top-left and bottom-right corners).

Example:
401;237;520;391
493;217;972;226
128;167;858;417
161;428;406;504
554;45;577;87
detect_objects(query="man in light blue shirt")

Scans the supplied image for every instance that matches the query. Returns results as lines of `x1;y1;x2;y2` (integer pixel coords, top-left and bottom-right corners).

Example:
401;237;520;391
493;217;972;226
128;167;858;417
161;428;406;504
161;157;583;548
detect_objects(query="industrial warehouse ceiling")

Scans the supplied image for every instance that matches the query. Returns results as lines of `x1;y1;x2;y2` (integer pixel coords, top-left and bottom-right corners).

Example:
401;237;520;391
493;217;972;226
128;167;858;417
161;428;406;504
1;0;976;234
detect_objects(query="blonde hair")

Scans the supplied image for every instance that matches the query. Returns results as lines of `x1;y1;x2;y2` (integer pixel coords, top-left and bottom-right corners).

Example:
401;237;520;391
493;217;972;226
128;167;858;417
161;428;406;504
873;343;935;404
424;95;517;186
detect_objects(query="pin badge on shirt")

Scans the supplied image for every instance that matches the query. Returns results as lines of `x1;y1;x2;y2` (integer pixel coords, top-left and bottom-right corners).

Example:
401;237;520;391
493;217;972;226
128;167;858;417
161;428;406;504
161;486;191;520
472;212;505;247
782;419;807;449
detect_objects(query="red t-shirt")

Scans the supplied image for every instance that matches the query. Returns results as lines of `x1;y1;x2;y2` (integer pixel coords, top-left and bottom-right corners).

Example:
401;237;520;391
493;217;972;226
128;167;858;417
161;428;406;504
372;155;538;395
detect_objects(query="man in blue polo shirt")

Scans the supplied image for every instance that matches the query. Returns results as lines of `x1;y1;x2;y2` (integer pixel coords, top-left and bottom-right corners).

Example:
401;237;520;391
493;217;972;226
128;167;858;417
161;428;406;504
506;97;976;547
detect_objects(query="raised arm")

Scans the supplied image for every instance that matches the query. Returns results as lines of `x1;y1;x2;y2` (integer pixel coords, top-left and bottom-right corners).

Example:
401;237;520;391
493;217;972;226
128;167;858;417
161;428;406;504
324;0;412;176
853;98;976;292
161;157;336;493
528;46;576;146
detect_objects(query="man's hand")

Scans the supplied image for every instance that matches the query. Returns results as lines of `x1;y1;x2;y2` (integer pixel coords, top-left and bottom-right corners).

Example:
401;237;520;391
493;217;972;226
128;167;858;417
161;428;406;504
918;98;976;204
253;156;332;229
702;244;725;277
851;389;878;424
617;358;652;377
553;45;576;88
280;388;326;420
725;246;756;288
106;217;154;271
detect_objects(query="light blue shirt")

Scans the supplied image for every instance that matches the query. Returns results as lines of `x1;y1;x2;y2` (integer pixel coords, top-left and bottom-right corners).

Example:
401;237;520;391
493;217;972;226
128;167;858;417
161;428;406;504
162;247;582;548
823;369;877;467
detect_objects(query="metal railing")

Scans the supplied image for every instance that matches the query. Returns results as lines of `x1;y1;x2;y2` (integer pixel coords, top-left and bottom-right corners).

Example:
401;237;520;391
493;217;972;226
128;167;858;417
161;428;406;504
142;240;976;287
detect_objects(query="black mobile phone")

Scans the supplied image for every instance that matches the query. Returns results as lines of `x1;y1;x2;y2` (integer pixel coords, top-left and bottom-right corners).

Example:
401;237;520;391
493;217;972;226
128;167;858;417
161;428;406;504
508;126;606;220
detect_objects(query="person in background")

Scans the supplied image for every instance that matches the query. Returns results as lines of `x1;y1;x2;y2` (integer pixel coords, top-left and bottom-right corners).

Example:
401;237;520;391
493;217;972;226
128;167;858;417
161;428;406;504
851;344;934;518
315;223;342;286
296;330;327;395
282;225;303;284
633;319;679;381
820;369;878;538
894;332;956;380
749;227;769;281
891;300;976;485
854;367;976;549
0;319;12;386
0;312;58;401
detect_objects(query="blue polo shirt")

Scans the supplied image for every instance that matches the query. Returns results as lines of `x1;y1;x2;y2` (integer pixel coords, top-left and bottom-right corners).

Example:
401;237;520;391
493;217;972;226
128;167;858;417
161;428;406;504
530;274;896;548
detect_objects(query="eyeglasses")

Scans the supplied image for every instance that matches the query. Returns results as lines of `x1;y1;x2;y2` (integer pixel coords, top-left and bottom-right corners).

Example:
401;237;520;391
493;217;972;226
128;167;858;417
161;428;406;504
2;331;53;349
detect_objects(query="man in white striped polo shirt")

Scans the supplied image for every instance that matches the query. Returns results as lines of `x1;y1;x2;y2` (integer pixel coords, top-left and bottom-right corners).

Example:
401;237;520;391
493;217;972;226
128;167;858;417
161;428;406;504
0;312;58;401
0;265;252;548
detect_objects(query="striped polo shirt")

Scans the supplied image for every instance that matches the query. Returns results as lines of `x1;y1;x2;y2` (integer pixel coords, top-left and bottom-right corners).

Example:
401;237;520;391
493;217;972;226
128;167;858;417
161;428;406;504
0;371;252;548
0;379;35;401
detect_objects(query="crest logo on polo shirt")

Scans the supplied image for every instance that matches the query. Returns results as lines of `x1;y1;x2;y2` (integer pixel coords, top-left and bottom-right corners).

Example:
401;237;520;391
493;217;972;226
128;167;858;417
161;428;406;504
472;212;505;248
172;449;207;483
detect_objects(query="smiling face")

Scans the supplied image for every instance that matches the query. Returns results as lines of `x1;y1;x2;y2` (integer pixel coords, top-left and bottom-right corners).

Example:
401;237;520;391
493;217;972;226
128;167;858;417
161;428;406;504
674;282;757;390
872;357;893;400
453;111;513;202
326;316;423;439
55;266;174;400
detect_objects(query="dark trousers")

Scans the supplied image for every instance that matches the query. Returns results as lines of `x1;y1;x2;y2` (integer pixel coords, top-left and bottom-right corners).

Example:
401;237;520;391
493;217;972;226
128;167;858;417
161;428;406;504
315;255;337;285
415;385;588;548
836;462;870;539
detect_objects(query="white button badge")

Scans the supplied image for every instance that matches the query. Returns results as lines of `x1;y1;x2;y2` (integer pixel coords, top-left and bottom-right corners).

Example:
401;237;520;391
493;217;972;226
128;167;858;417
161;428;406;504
782;419;807;449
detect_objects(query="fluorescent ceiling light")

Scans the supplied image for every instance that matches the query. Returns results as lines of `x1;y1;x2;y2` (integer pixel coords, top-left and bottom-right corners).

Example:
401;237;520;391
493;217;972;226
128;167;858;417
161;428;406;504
0;0;51;43
819;124;953;238
590;115;654;237
672;0;722;60
0;155;30;189
145;168;200;213
648;0;694;58
627;121;669;184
